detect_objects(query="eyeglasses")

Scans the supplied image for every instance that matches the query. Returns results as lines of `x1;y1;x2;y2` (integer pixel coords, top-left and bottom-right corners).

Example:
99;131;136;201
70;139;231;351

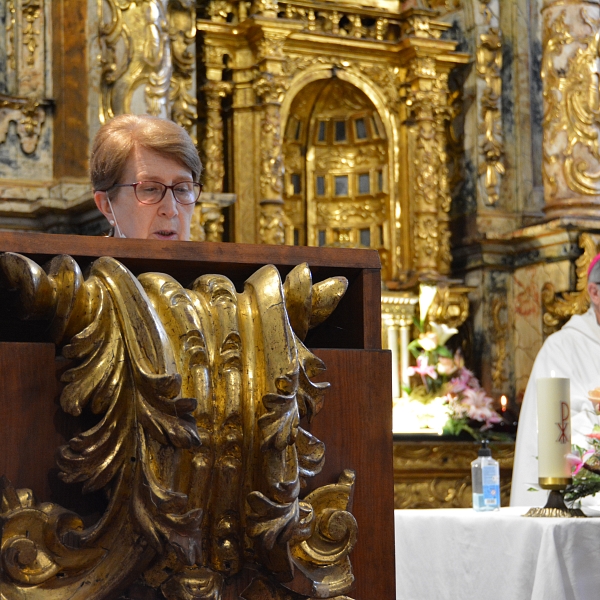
107;181;203;205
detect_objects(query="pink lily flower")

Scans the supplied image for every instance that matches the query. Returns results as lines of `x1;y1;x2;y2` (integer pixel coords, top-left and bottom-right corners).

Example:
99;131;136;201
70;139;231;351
568;450;595;476
406;355;438;385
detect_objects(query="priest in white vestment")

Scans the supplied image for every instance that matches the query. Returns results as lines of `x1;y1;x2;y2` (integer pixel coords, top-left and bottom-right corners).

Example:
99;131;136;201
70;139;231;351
511;257;600;507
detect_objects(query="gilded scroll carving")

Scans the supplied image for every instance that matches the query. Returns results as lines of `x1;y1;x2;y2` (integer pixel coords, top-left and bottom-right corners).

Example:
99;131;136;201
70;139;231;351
476;0;504;206
404;54;453;275
542;232;600;334
168;0;198;138
254;71;290;244
0;254;356;599
99;0;172;121
202;81;232;194
542;4;600;206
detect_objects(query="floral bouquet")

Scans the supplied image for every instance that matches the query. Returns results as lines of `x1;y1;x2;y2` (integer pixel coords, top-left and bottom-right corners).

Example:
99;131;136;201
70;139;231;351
564;427;600;504
404;320;502;439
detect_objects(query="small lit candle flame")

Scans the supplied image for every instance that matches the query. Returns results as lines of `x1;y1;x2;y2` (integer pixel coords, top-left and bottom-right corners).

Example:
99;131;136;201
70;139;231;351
500;395;507;412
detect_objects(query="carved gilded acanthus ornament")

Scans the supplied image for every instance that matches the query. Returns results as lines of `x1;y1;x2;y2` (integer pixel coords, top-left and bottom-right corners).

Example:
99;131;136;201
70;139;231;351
0;95;47;155
403;51;454;275
541;2;600;216
475;0;504;206
0;254;357;600
202;81;233;194
542;232;600;334
167;0;198;138
99;0;172;120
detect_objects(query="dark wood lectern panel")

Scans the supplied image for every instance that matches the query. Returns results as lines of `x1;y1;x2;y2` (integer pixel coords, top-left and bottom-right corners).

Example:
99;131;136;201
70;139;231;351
311;349;394;600
0;342;60;500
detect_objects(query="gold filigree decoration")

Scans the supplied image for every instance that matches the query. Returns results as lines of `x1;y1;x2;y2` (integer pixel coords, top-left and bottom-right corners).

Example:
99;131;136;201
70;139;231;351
202;81;233;194
208;0;234;22
7;0;17;70
278;1;392;41
255;76;286;198
250;0;279;17
22;0;42;67
427;285;470;330
99;0;172;122
403;49;453;274
542;9;600;196
0;96;46;154
542;232;600;334
259;202;292;245
476;0;504;206
168;0;198;140
0;254;355;599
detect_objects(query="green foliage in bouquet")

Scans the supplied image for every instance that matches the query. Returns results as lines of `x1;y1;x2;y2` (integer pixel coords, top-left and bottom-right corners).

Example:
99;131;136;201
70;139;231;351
405;319;502;439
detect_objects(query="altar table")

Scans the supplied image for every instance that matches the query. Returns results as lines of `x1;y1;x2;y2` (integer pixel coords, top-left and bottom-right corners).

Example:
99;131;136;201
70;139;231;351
395;507;600;600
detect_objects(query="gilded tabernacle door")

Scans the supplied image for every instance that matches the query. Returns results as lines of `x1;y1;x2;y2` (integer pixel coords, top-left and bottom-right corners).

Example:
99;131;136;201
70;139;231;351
0;233;394;600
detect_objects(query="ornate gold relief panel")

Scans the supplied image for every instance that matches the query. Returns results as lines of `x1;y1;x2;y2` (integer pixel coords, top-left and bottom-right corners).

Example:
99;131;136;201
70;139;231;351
99;0;197;137
542;2;600;215
0;254;357;600
282;78;391;279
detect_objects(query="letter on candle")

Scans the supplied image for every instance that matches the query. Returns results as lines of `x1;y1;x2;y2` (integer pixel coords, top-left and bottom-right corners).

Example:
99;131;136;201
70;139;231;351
537;377;571;481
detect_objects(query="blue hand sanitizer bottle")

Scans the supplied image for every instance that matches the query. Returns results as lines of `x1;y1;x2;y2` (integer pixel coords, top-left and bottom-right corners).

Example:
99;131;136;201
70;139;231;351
471;440;500;511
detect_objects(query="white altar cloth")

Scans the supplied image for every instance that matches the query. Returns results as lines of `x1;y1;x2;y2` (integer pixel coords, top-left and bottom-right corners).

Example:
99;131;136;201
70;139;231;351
395;507;600;600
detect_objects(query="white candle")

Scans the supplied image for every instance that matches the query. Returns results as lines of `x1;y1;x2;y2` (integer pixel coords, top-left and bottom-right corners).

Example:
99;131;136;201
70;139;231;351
537;377;571;485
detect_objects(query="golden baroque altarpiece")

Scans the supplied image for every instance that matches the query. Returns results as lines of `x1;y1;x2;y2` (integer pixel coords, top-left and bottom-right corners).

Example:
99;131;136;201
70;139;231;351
0;250;358;600
6;0;600;508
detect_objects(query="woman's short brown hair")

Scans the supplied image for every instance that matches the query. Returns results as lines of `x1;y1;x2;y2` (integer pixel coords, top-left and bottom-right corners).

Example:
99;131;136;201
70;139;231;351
90;114;202;192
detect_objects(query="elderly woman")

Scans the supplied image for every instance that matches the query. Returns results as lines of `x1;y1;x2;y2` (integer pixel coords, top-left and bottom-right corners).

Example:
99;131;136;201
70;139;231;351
92;114;202;240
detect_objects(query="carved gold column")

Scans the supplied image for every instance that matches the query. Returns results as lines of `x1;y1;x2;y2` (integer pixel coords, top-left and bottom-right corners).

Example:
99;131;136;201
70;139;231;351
399;9;468;277
541;0;600;218
251;18;291;245
192;80;233;242
476;0;504;206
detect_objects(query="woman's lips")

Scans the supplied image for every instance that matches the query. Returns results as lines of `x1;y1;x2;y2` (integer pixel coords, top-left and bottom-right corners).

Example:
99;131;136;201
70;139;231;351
152;230;178;240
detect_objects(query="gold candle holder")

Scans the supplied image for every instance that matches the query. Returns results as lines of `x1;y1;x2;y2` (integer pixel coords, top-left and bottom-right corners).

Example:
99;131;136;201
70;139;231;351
523;478;585;518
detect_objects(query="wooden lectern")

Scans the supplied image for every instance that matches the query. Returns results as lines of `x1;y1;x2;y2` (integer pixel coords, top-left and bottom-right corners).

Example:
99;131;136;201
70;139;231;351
0;232;394;600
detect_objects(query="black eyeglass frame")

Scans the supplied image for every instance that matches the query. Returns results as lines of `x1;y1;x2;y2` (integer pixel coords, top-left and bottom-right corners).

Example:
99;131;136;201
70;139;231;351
105;180;203;205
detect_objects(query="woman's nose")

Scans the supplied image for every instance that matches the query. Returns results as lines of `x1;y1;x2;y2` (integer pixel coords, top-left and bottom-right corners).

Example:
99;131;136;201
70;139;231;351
158;189;179;218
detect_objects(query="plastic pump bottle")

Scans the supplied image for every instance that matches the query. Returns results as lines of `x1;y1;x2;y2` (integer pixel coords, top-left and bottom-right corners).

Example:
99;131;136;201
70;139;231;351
471;440;500;511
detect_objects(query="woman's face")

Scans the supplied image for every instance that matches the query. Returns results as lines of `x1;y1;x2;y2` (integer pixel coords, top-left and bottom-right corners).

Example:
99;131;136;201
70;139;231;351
94;145;196;241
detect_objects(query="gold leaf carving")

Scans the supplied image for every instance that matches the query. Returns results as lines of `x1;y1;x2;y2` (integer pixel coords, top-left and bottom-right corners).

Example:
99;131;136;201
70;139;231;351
22;0;42;67
476;0;504;206
542;232;600;334
168;0;198;139
99;0;172;121
542;8;600;197
0;252;355;600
